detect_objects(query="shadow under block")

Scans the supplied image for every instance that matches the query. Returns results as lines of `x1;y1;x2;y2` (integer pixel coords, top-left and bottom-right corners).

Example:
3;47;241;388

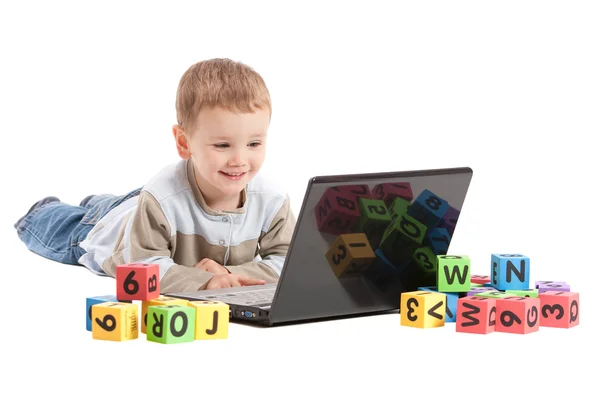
326;233;376;277
456;296;497;334
490;254;530;291
539;291;579;328
495;296;540;334
436;255;470;292
188;301;230;340
86;295;118;332
91;302;139;341
146;305;196;344
115;263;160;301
400;291;446;328
141;296;189;334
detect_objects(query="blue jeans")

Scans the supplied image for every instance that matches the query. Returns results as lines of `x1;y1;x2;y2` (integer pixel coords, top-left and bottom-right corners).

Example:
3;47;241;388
15;188;142;266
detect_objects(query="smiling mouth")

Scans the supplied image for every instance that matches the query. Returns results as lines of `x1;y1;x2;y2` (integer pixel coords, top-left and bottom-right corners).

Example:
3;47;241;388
220;171;247;180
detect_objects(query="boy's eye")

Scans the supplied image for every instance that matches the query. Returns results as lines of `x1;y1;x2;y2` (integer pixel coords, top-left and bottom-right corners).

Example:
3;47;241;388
214;143;229;149
249;142;262;148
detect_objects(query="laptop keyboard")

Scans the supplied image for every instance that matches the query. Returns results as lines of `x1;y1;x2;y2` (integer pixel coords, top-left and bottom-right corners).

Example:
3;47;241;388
201;287;276;306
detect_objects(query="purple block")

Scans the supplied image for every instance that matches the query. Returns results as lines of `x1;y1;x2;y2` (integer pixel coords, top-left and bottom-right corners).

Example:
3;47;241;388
538;282;570;293
535;280;566;288
437;206;460;236
467;287;498;296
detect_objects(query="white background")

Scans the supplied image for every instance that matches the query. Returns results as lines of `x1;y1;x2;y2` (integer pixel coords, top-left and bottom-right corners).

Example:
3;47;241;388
1;0;598;398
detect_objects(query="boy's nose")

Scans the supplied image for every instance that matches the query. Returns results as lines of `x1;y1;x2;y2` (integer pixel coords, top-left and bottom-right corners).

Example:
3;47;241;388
228;150;247;167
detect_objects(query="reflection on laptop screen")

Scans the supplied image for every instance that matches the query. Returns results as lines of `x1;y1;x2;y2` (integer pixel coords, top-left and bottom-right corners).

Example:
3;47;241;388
269;168;473;324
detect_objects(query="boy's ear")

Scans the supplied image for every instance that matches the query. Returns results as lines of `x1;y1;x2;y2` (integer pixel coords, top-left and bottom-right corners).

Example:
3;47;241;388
172;124;192;159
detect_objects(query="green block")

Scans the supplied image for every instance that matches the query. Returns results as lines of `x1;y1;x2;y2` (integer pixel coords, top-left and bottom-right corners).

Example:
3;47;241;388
388;197;411;223
147;305;196;344
436;255;470;292
412;246;437;275
470;283;483;287
357;198;392;246
380;214;427;263
505;289;538;298
474;291;513;299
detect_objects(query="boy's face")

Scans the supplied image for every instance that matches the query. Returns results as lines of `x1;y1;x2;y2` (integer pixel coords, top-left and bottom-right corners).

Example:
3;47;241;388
173;106;270;207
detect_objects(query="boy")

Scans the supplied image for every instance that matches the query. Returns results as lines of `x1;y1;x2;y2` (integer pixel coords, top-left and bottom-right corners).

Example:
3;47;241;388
14;58;296;292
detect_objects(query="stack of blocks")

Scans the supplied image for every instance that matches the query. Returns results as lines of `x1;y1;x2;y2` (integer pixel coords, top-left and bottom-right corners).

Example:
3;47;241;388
86;263;230;343
400;254;579;334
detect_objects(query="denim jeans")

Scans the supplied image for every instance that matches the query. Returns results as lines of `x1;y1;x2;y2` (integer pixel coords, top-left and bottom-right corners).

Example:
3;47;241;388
15;188;142;266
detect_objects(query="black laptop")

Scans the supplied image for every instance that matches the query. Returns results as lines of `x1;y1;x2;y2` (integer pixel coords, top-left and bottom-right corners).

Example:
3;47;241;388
164;167;473;326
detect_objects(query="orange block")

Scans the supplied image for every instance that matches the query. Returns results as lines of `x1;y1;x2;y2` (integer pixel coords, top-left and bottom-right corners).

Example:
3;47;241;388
456;296;496;334
539;291;579;328
495;296;540;334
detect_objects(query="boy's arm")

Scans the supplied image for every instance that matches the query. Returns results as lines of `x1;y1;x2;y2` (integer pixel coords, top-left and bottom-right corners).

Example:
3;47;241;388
224;195;296;282
104;191;216;292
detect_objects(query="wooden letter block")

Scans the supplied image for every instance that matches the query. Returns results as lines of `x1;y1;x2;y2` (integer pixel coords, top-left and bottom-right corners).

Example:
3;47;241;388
400;291;446;328
406;189;450;229
490;254;530;291
456;296;497;334
417;286;459;322
141;295;189;334
116;263;160;301
326;233;376;277
535;280;566;288
467;287;498;297
495;296;540;334
539;291;579;328
436;255;470;292
86;295;117;332
91;302;138;341
314;187;361;235
146;305;196;344
372;182;413;206
471;275;490;285
188;301;230;340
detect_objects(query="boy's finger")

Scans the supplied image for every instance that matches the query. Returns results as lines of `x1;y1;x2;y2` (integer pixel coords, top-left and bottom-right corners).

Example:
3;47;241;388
240;277;266;286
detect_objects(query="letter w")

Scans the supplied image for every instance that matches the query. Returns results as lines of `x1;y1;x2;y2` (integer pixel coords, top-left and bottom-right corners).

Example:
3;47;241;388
444;265;468;285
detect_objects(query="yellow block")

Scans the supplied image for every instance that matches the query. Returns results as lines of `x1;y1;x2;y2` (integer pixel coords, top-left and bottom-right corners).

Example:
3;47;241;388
325;233;376;277
91;302;139;341
400;291;446;328
188;301;230;340
141;295;189;334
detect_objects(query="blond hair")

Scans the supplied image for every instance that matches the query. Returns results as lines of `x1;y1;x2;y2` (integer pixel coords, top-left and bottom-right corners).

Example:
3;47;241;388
175;58;272;132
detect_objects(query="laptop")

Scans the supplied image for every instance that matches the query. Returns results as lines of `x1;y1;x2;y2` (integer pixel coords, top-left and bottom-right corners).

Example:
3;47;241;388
163;166;473;326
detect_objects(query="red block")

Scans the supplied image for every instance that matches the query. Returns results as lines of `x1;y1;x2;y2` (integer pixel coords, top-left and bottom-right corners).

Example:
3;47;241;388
471;275;491;285
539;291;579;328
495;296;540;334
116;263;160;301
456;296;497;334
314;187;361;235
372;182;413;206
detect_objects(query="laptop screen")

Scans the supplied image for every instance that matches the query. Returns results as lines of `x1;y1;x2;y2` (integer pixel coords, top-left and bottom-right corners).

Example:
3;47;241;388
270;167;473;324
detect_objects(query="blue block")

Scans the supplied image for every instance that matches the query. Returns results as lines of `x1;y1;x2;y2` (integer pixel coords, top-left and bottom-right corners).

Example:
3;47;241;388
490;254;530;291
406;189;450;229
425;227;450;255
416;286;458;322
86;295;118;331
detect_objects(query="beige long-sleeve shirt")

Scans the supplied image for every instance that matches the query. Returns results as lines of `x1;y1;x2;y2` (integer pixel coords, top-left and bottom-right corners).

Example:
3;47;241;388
78;159;296;292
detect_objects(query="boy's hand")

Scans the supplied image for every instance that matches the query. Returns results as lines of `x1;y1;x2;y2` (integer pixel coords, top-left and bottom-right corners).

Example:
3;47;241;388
194;258;229;275
205;274;266;290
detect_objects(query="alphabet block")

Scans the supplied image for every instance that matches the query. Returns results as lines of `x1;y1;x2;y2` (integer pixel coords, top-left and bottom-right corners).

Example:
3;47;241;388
539;291;579;328
474;291;514;299
495;296;540;334
116;263;160;301
490;254;530;291
326;233;376;277
505;289;538;298
535;280;566;288
400;291;446;328
146;304;196;344
188;301;230;340
467;287;498;297
471;275;490;285
436;255;470;292
380;213;426;264
388;197;411;224
141;295;189;334
357;198;392;248
406;189;450;229
412;246;437;276
417;286;459;322
91;302;138;341
315;187;361;235
372;182;413;206
425;227;450;255
86;295;118;332
538;282;570;294
456;296;497;334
